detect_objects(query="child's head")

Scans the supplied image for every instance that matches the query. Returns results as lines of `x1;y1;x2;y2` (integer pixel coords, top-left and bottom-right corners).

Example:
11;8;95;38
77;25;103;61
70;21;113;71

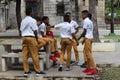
42;16;49;24
46;27;51;32
65;12;72;20
63;14;70;22
26;7;33;16
35;16;41;26
81;10;89;19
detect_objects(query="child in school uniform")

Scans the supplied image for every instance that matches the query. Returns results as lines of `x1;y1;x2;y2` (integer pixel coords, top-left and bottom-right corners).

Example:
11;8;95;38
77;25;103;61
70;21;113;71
46;27;60;65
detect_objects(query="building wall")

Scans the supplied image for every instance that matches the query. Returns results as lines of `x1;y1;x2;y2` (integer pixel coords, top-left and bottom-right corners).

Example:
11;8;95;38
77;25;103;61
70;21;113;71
78;0;106;27
0;0;106;32
43;0;72;25
43;0;61;25
9;1;17;29
96;0;106;27
0;5;6;32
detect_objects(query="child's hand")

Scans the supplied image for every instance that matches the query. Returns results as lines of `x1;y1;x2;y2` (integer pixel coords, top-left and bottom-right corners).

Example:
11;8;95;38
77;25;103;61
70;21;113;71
82;39;85;45
75;40;79;46
60;41;62;45
77;42;79;46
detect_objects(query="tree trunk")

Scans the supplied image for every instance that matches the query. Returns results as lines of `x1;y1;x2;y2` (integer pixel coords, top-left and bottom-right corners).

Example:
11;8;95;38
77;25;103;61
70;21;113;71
75;0;79;21
89;0;100;42
16;0;22;36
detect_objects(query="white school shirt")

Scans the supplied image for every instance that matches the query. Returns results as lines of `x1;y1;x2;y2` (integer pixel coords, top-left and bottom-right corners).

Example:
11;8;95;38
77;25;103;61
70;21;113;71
55;22;75;39
70;20;79;30
37;23;46;38
20;16;38;37
83;17;93;39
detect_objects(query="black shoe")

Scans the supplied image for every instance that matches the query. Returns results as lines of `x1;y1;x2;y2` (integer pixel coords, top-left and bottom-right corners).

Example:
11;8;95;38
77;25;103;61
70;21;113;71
71;60;76;64
70;60;76;65
58;67;63;71
24;71;31;77
52;62;58;68
36;71;46;76
80;62;87;68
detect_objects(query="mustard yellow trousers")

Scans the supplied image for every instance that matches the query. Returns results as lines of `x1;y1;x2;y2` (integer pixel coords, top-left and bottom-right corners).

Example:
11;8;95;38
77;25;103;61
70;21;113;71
22;37;40;72
84;38;95;69
72;39;79;61
60;38;72;67
38;37;58;53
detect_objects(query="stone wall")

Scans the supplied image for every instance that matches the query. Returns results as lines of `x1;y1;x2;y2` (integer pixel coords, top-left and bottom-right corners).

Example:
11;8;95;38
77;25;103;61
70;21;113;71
9;1;17;29
96;0;106;27
0;5;5;32
78;0;106;28
43;0;75;25
0;0;106;31
43;0;61;25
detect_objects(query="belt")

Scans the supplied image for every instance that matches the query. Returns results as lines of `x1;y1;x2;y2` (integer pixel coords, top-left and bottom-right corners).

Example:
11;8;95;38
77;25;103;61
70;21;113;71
23;36;35;37
61;38;71;39
61;38;72;41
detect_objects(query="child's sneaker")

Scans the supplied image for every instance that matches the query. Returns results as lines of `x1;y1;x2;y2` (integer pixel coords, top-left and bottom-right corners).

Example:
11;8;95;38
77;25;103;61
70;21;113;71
80;62;87;68
24;71;31;77
86;69;97;75
65;67;73;71
83;69;90;73
49;56;57;62
58;67;63;71
36;71;46;76
54;53;60;58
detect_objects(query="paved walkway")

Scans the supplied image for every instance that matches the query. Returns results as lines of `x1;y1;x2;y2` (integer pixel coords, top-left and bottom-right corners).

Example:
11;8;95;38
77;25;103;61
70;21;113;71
0;66;95;80
0;29;120;37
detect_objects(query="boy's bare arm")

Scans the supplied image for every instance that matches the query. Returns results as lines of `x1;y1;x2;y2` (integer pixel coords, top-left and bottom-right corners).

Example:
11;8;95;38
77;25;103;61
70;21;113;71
34;30;38;43
75;27;79;34
72;33;79;45
41;31;46;37
78;29;86;41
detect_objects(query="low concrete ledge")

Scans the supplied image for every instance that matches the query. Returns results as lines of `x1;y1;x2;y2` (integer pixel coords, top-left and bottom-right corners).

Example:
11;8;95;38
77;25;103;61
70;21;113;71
78;43;115;52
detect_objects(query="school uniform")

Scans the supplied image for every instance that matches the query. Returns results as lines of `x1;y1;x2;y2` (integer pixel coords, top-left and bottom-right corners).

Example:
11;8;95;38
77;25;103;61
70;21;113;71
70;20;79;61
46;31;58;52
55;22;75;67
20;16;40;72
37;23;56;53
83;17;95;69
37;23;47;49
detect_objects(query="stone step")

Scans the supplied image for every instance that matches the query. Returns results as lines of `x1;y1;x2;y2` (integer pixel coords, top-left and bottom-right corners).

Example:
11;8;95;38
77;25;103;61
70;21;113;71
0;66;96;80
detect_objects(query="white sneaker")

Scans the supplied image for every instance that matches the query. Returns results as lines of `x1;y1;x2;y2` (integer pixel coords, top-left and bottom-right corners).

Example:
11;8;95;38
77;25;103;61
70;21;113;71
66;67;73;71
75;61;80;66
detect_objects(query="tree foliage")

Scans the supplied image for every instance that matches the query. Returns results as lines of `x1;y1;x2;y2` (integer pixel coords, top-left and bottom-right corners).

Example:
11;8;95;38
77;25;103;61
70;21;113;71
105;0;120;18
114;0;120;8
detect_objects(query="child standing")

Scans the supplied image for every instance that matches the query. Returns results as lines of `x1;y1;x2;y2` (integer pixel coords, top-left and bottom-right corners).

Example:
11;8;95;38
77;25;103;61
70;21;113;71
78;10;97;75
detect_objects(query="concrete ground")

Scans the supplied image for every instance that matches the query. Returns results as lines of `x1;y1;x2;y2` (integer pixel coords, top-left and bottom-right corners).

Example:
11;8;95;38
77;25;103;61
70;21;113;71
0;29;120;79
0;29;120;37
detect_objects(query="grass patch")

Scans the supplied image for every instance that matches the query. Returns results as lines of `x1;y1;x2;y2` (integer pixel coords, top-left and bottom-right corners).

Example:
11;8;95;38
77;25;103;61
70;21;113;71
101;67;120;80
104;35;120;42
